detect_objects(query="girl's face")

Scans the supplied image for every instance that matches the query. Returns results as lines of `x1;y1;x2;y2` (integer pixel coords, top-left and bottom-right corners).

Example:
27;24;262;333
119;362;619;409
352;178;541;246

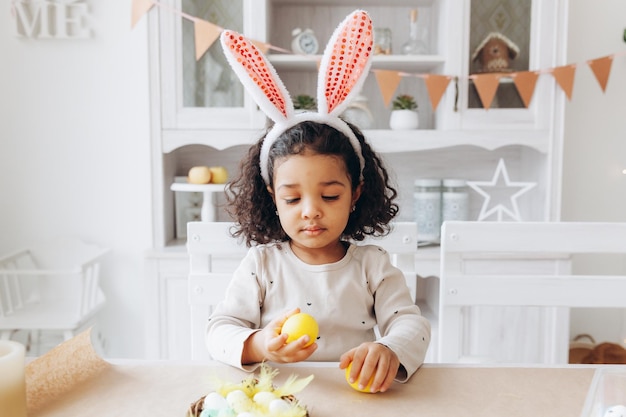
271;151;361;265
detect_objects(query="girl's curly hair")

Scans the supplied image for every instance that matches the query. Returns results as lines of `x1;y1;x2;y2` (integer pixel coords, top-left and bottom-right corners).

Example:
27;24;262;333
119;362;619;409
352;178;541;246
225;121;398;246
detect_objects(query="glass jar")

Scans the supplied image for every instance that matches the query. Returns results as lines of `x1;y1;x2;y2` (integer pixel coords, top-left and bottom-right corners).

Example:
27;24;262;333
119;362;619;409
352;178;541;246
413;179;441;243
442;179;469;223
373;27;392;55
401;9;428;55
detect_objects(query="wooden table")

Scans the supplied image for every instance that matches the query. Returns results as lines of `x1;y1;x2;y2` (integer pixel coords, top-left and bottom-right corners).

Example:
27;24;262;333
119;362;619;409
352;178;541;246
31;361;597;417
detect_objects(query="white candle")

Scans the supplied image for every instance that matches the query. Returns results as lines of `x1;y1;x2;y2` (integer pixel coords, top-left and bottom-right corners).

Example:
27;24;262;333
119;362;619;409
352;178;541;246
0;340;27;417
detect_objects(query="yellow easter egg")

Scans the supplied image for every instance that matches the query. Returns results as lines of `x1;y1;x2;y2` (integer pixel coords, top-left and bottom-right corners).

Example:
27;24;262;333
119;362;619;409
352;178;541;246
345;362;374;393
280;312;318;347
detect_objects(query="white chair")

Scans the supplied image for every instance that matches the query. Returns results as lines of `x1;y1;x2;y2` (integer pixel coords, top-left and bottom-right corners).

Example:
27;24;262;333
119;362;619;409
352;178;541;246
360;222;419;302
438;221;626;364
187;222;248;360
186;221;420;361
0;237;109;354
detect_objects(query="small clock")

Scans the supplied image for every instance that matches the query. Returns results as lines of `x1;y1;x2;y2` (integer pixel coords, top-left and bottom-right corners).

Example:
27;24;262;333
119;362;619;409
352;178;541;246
291;28;319;55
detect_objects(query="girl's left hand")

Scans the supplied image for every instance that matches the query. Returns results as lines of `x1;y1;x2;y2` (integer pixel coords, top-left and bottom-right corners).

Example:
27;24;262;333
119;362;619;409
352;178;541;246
339;342;399;393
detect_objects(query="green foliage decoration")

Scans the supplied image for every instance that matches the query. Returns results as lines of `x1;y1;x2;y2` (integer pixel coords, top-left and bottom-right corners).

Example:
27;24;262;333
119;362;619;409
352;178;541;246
391;94;418;110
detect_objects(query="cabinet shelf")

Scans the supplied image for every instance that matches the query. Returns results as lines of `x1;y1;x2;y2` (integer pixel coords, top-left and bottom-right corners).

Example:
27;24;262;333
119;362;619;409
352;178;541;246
162;128;550;154
365;129;550;153
268;54;445;72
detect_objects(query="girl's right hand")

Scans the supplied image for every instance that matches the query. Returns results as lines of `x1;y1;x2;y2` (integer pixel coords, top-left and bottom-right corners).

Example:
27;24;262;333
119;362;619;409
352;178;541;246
242;308;317;364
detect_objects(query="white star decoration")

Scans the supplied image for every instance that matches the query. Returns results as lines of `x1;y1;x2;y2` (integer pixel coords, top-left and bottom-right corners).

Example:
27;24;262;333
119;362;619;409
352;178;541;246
467;158;537;222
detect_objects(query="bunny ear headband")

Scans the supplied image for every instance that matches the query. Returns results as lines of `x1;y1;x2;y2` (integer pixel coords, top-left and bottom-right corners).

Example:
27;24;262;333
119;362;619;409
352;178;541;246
220;10;374;185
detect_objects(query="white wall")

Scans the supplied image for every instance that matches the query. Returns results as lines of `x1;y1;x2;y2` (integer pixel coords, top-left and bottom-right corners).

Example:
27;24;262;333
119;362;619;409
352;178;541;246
0;2;152;357
563;1;626;344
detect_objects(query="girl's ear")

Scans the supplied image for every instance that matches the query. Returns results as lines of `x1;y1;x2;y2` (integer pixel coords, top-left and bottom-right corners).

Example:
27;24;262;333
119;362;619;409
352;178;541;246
352;182;364;207
267;185;275;201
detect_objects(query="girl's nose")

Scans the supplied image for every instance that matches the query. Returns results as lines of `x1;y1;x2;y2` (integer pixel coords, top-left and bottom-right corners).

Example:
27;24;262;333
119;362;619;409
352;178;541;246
301;198;322;219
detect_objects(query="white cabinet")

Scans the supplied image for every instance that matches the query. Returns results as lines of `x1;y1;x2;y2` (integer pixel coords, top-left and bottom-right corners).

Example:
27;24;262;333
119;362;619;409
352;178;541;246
145;0;568;360
144;250;190;360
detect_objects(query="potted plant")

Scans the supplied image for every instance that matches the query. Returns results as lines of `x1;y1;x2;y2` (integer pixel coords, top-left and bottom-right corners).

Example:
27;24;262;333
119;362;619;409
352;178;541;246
389;94;419;130
293;94;317;111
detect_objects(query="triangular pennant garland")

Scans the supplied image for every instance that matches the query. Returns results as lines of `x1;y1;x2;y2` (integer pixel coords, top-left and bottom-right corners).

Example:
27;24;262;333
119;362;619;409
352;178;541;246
587;55;613;92
131;0;154;28
194;19;222;60
373;70;402;108
251;40;271;55
130;5;623;111
551;64;576;100
472;73;501;110
423;74;451;111
512;71;539;108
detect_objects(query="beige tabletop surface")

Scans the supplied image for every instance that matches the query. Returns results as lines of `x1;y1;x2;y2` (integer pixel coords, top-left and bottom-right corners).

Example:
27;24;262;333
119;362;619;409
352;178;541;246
31;360;597;417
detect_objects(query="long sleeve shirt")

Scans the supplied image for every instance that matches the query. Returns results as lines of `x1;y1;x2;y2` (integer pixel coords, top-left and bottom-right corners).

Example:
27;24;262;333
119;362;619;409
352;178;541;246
206;242;431;381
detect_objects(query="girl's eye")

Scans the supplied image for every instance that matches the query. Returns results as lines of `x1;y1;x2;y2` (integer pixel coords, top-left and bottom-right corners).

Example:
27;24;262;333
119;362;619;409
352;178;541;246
323;195;339;201
284;198;300;204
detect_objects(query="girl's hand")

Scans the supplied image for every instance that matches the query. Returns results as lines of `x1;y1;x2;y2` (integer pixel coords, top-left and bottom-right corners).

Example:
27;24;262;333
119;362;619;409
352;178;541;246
339;342;400;393
242;308;317;364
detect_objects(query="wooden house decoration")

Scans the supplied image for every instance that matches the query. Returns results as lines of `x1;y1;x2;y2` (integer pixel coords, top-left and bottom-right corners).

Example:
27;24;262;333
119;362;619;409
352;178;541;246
471;32;520;73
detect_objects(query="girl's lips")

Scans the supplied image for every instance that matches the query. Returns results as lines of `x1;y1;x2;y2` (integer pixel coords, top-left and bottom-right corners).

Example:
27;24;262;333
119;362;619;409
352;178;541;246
302;226;324;235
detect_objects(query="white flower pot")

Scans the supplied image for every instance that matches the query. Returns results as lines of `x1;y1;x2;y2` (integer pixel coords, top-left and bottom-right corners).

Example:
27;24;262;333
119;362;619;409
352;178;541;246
389;110;419;130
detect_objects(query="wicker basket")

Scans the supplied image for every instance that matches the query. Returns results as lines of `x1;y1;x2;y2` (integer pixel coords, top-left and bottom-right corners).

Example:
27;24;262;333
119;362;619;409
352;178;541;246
569;334;626;364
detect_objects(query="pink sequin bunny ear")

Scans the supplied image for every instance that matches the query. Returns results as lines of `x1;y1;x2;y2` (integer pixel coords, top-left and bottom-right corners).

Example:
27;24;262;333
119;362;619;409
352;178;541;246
317;10;374;117
220;30;294;125
220;11;373;185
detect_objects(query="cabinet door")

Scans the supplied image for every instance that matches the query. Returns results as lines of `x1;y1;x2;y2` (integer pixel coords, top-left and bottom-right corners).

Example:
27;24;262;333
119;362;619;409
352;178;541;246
164;272;191;360
145;256;189;359
158;0;267;130
440;0;567;131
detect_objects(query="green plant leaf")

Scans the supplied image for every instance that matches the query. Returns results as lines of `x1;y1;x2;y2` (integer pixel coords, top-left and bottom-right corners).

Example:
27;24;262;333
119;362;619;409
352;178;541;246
392;94;417;110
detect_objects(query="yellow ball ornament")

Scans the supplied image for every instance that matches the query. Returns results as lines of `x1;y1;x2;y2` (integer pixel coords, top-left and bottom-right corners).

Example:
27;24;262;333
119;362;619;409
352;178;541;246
187;166;212;184
208;166;229;184
280;313;318;347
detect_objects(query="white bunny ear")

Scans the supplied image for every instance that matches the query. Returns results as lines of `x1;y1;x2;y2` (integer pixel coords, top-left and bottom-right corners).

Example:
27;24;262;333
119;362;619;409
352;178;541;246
317;10;374;117
220;30;294;124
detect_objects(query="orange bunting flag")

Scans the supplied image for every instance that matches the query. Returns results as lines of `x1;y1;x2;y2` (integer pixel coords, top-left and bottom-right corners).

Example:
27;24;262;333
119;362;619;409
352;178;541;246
131;0;154;28
472;73;501;110
373;70;402;108
587;55;613;92
251;40;270;54
194;19;222;60
512;71;539;108
551;64;576;100
423;74;451;111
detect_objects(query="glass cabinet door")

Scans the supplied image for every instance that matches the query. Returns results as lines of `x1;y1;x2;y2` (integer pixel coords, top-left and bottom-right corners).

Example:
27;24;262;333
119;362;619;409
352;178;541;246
468;0;531;109
456;0;564;130
181;0;244;110
159;0;266;130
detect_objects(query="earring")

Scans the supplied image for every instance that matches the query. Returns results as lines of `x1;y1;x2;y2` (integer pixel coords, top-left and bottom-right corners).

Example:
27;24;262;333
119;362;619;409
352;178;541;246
275;210;279;216
351;205;356;213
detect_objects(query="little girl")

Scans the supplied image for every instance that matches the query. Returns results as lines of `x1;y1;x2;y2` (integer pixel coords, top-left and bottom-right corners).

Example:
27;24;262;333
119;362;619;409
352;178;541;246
207;10;431;393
